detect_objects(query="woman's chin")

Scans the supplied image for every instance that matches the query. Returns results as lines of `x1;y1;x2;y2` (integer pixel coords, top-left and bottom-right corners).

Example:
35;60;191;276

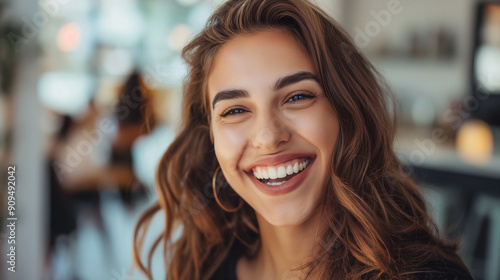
257;205;313;227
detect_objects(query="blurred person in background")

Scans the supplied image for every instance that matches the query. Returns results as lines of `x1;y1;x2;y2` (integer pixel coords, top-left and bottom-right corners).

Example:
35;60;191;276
45;69;155;279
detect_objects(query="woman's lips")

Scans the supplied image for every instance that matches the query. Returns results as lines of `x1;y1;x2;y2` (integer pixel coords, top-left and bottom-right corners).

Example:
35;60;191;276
246;157;315;196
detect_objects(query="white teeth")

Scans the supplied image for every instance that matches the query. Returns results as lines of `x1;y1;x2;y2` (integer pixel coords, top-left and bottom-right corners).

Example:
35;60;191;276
252;158;312;181
262;168;269;179
277;166;286;178
265;180;286;186
268;167;277;179
253;168;259;179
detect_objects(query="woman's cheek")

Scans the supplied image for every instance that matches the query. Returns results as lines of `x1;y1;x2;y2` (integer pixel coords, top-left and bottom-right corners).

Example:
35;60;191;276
290;107;338;150
286;110;322;137
214;124;249;172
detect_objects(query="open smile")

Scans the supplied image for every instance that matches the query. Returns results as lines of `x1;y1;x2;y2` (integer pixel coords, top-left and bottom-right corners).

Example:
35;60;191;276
252;158;311;186
246;156;315;195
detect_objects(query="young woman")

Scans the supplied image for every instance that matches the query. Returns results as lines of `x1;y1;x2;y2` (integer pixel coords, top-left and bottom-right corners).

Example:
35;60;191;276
133;0;473;279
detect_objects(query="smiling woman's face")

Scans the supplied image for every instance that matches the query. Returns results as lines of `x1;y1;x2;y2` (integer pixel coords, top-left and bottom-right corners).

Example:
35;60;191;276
208;28;340;226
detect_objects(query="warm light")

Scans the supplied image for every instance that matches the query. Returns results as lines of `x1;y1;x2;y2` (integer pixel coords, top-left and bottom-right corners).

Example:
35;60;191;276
56;23;81;52
456;120;494;165
169;24;192;51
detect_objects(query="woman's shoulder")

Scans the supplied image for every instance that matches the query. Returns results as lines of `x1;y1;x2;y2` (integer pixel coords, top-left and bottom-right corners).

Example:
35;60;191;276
413;259;474;280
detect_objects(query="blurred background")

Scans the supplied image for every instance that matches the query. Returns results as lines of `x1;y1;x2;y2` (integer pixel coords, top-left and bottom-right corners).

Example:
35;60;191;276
0;0;499;279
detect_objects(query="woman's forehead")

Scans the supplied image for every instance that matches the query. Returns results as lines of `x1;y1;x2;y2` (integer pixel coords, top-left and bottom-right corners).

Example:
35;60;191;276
207;29;315;100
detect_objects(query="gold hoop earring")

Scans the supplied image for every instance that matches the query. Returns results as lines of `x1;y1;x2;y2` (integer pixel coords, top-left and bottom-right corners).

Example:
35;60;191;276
212;166;243;212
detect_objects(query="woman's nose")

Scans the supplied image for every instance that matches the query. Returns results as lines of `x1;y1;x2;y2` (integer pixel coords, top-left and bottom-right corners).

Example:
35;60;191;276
251;113;291;151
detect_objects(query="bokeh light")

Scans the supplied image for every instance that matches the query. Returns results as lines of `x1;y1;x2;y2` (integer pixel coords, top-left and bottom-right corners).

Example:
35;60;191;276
38;72;94;115
56;22;81;52
456;120;494;165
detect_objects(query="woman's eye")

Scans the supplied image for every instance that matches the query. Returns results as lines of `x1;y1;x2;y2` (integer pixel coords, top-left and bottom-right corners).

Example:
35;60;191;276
286;92;315;103
220;107;248;117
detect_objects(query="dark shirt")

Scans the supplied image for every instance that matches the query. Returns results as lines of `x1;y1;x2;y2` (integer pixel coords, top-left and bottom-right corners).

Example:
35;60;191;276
209;240;474;280
210;239;244;280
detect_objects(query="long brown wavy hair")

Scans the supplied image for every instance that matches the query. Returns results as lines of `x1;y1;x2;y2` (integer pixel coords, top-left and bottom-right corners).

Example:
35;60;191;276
133;0;467;279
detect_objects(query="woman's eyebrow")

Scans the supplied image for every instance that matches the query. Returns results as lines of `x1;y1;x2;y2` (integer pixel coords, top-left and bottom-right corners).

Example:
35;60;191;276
274;71;319;91
212;89;249;109
211;71;319;109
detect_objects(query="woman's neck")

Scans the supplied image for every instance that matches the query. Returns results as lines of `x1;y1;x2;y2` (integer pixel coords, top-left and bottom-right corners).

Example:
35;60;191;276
240;208;322;280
